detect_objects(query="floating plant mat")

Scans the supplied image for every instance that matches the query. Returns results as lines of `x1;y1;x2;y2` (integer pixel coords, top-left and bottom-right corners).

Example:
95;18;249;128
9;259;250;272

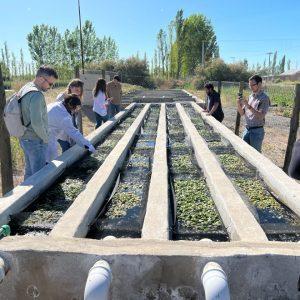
88;106;159;239
9;106;144;236
166;105;228;241
172;179;227;241
185;104;300;241
170;154;199;175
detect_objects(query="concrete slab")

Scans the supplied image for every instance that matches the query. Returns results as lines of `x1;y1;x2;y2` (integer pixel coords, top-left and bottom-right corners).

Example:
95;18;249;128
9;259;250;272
176;103;268;242
190;101;300;218
50;104;151;238
142;104;170;240
0;237;299;299
0;104;136;227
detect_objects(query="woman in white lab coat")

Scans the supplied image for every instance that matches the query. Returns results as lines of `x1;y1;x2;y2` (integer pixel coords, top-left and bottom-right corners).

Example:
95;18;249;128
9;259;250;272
46;94;95;162
56;79;84;152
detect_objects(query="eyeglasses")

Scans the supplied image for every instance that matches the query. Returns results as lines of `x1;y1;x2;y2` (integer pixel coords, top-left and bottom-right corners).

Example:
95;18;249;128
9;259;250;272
43;76;54;87
249;83;258;87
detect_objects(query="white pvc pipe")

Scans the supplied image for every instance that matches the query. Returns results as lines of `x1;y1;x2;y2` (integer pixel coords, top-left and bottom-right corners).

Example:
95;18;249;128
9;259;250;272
201;262;230;300
84;260;112;300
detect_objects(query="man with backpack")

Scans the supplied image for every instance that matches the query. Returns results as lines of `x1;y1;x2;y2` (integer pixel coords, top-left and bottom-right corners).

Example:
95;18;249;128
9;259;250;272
7;66;58;180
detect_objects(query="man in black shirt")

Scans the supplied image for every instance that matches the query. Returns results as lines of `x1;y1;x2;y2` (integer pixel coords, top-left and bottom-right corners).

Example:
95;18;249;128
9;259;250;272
203;83;224;122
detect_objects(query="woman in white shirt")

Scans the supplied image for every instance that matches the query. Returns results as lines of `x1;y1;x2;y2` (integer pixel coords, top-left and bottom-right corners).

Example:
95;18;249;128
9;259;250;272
56;79;84;152
46;94;95;162
93;79;110;129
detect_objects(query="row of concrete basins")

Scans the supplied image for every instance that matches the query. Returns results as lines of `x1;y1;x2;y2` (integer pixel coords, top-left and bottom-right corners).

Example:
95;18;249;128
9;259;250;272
1;101;300;243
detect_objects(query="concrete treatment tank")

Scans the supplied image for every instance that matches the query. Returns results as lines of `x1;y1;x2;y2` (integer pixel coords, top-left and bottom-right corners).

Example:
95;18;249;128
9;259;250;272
0;90;300;299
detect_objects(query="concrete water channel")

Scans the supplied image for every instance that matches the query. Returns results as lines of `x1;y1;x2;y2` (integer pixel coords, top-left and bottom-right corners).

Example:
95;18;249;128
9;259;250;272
0;90;300;299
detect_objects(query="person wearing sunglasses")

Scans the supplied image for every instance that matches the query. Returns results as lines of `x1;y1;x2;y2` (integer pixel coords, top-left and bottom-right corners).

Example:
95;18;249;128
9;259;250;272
46;94;95;162
19;65;58;180
237;74;270;152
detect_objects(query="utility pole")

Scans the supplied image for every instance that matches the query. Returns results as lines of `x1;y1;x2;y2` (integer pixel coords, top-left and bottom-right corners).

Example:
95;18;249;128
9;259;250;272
77;0;85;74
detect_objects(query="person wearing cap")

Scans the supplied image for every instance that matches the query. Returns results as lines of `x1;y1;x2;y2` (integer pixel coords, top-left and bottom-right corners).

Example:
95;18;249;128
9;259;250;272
46;94;95;162
237;74;270;152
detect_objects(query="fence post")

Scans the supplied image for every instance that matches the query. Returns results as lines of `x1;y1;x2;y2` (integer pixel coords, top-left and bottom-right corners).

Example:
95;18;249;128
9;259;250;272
283;84;300;173
234;81;244;136
217;80;222;95
74;66;83;133
0;66;14;195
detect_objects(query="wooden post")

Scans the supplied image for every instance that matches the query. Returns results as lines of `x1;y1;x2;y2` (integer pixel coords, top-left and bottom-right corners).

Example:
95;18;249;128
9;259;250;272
101;69;105;80
74;66;83;133
0;65;14;195
234;81;244;136
283;84;300;173
217;80;222;95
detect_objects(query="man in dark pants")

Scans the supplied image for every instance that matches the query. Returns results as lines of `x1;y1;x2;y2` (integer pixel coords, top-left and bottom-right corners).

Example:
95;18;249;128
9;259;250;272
203;83;224;122
237;74;270;152
288;139;300;180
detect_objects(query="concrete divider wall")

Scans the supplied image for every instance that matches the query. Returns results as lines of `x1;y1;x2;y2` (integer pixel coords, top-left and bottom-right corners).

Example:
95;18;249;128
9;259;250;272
0;104;136;227
189;101;300;218
142;104;170;240
0;237;300;299
50;104;151;238
176;103;267;242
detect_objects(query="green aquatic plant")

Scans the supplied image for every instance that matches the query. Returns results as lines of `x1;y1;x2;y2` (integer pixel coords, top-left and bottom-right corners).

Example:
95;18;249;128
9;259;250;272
175;179;222;231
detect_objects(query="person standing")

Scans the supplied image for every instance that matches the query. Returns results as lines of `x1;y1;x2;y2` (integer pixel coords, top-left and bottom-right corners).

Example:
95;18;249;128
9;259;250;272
92;78;110;129
288;139;300;180
56;79;84;152
107;75;122;118
203;83;224;122
19;65;58;179
237;74;270;152
46;94;95;162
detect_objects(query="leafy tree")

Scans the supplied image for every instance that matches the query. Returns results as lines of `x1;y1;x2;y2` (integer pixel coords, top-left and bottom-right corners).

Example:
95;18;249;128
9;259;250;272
174;9;184;78
27;24;62;65
279;55;286;74
271;51;277;75
181;14;219;76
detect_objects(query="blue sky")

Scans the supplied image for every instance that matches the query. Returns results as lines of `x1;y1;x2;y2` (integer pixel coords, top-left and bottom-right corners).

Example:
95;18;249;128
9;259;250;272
1;0;300;69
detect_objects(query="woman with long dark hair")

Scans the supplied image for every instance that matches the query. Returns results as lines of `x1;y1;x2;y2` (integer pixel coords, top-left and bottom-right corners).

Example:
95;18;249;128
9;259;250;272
93;78;110;129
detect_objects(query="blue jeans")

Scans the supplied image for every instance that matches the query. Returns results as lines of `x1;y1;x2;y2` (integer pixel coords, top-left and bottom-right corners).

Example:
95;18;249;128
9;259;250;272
108;103;122;118
242;127;265;152
57;139;71;152
19;138;47;180
94;112;108;129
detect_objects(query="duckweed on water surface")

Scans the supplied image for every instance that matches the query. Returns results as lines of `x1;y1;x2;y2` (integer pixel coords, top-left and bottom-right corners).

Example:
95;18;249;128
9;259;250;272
175;179;222;231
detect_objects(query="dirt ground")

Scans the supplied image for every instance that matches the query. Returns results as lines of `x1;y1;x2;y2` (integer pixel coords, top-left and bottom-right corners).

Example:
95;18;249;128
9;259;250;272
222;106;300;168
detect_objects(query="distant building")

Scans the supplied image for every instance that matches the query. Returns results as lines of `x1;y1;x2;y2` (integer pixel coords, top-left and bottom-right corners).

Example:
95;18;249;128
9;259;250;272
278;69;300;81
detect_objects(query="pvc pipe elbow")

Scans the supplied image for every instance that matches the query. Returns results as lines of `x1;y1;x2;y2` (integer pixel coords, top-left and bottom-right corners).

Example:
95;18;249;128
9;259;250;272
84;260;112;300
201;262;230;300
